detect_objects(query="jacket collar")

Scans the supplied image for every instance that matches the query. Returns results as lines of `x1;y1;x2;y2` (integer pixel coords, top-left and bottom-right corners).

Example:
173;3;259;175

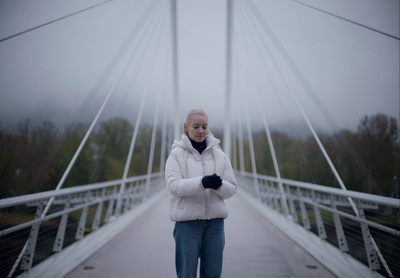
171;134;220;152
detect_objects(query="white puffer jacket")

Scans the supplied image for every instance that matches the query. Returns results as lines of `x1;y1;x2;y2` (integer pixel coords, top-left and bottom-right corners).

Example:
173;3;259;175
165;134;237;222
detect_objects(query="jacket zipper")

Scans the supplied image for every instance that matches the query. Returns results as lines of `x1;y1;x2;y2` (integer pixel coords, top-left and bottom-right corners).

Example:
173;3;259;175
201;152;209;218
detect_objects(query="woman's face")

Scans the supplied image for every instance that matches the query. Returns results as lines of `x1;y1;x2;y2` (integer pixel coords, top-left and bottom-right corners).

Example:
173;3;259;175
184;115;208;143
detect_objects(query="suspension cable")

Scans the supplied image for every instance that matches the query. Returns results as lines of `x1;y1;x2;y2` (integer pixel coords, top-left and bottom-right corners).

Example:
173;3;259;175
7;2;163;276
160;100;168;170
236;4;289;213
115;81;148;216
247;0;358;215
239;0;316;182
290;0;399;40
224;0;234;159
236;111;245;174
169;0;180;141
160;23;173;170
45;0;163;214
242;84;261;196
144;10;170;197
244;1;394;275
72;0;160;123
230;33;245;174
116;0;165;119
94;1;165;186
146;93;162;197
115;1;168;215
0;0;113;42
245;0;359;214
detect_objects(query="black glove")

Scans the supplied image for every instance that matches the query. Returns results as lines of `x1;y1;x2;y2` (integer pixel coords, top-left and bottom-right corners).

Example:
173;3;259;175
202;174;222;190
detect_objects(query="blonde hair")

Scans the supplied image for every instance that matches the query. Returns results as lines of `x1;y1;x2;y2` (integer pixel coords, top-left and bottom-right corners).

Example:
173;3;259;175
183;108;211;136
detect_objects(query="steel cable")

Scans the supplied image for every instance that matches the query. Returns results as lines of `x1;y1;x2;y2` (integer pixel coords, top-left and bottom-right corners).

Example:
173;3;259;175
290;0;399;40
237;1;318;184
0;0;113;42
6;1;164;276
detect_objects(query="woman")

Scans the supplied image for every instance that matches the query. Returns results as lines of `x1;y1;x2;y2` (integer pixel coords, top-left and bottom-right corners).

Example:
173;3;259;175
165;108;237;278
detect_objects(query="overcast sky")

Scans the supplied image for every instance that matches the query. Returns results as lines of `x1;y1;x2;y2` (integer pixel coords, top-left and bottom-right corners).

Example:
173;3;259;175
0;0;399;136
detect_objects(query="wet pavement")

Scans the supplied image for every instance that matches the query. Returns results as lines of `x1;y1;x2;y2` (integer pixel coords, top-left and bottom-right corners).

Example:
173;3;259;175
65;191;336;278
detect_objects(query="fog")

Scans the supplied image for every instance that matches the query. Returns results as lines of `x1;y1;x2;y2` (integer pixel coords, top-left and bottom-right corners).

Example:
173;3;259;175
0;0;399;136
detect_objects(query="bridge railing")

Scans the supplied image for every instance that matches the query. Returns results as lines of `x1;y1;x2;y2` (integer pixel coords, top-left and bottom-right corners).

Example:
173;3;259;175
0;172;165;278
236;170;400;278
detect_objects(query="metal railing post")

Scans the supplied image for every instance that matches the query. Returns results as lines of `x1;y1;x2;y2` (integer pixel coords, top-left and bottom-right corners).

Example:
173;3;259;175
53;196;71;252
92;189;105;231
312;190;327;239
297;187;311;230
75;206;89;241
331;194;349;252
357;200;380;271
287;184;298;222
21;201;44;271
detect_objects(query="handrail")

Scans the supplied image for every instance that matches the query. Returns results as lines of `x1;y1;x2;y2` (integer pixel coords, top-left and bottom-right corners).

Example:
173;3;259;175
236;170;400;278
238;171;400;207
0;173;164;209
0;172;165;278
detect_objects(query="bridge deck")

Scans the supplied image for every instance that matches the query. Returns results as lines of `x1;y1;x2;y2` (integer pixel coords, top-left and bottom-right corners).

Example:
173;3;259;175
65;192;336;278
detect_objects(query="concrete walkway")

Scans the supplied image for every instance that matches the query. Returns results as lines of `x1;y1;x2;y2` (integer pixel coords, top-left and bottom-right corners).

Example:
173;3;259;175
65;192;336;278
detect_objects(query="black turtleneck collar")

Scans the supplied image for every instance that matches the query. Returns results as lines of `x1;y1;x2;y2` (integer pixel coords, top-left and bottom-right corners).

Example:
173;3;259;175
189;138;207;154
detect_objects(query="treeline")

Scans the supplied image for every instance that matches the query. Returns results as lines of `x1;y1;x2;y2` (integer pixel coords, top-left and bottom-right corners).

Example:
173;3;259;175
0;113;398;199
238;113;399;197
0;118;163;198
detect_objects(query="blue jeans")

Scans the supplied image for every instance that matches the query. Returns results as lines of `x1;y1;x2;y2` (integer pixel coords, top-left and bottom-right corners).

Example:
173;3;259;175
173;219;225;278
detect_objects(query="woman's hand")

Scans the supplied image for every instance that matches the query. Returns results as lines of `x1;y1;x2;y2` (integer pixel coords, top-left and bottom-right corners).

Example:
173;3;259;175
202;174;222;190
